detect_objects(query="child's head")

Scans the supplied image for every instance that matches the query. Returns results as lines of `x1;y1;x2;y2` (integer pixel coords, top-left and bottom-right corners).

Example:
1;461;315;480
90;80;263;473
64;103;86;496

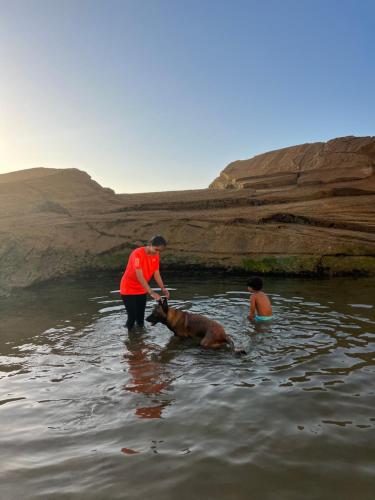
247;276;263;291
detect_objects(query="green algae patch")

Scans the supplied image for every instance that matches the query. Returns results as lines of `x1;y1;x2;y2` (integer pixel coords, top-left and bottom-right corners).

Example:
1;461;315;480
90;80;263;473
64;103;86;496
241;255;375;276
320;256;375;276
241;256;320;274
162;253;227;271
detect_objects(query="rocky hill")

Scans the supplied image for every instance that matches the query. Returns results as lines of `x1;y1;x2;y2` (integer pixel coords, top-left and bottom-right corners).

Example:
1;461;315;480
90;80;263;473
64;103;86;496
0;136;374;296
0;167;117;217
210;136;374;190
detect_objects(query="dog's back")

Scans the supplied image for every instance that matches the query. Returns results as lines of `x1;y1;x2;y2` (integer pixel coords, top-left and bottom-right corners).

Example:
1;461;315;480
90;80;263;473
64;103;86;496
174;310;225;338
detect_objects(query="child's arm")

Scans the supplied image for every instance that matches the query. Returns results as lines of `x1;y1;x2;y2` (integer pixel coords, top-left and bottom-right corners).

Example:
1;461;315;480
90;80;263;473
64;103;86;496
248;294;256;321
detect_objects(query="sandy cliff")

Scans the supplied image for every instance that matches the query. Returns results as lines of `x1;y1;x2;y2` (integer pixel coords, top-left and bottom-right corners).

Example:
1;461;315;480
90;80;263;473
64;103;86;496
1;136;374;295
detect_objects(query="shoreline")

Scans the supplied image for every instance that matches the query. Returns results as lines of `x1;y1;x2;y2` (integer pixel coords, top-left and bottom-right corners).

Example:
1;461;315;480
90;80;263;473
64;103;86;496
2;262;374;299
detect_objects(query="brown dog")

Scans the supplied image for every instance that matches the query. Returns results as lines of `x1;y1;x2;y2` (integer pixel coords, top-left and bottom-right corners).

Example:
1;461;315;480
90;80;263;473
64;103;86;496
146;298;240;351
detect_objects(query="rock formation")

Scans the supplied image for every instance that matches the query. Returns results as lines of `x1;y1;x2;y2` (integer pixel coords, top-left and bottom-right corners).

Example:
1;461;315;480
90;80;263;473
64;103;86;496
210;136;375;190
0;136;374;296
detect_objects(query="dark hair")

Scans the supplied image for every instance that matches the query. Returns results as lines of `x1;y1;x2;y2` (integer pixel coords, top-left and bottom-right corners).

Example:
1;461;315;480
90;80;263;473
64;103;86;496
150;235;167;247
247;276;263;291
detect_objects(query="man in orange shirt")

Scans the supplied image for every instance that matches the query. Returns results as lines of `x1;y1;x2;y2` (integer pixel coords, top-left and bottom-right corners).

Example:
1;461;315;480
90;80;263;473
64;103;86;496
120;235;170;331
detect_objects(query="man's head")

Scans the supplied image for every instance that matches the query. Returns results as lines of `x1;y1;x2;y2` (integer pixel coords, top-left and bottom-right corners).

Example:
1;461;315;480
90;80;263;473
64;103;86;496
146;298;169;326
247;276;263;292
148;235;167;255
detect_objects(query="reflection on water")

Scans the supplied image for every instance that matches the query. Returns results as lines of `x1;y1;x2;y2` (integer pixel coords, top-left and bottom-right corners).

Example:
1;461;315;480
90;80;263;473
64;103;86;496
123;330;175;419
0;274;374;500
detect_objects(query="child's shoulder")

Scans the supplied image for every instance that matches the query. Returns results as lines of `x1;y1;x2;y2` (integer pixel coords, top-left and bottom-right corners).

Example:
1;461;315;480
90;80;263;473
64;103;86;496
262;291;271;302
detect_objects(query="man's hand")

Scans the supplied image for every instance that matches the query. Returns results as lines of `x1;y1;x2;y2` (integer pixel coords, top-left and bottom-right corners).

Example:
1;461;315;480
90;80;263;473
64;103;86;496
150;291;161;301
248;314;254;321
162;287;170;299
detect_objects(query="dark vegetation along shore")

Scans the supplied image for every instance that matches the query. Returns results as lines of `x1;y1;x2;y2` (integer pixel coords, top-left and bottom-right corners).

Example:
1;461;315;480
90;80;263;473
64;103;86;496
1;135;374;296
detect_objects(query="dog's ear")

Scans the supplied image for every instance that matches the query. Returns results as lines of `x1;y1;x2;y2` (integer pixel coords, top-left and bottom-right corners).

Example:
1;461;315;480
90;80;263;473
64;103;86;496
161;297;168;313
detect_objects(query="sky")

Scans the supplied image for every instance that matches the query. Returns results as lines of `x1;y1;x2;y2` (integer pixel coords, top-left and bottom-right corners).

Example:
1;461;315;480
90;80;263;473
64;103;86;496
0;0;374;193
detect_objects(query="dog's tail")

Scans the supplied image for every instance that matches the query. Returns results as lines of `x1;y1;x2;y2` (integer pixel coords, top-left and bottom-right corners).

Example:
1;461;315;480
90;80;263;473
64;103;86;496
226;335;246;356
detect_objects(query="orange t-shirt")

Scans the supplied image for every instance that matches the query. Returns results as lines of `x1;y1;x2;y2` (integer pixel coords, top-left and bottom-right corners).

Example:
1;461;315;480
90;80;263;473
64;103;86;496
120;247;160;295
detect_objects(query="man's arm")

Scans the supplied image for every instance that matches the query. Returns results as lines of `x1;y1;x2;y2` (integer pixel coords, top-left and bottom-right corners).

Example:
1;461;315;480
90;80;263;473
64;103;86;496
135;269;161;300
153;270;170;299
248;295;256;321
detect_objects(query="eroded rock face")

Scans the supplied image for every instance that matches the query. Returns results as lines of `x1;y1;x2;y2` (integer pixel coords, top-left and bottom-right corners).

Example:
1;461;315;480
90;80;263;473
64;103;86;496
1;137;375;296
210;136;375;190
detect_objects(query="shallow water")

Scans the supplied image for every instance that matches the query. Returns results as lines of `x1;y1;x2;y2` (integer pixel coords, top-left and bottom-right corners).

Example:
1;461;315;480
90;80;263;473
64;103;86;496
0;274;374;500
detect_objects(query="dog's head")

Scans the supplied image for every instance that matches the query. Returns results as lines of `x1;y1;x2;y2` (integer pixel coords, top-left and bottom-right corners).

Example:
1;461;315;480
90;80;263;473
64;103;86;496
146;298;169;326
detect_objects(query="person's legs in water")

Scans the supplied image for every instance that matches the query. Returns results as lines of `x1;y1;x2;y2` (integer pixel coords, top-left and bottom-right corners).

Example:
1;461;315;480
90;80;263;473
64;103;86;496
135;294;147;327
121;295;137;330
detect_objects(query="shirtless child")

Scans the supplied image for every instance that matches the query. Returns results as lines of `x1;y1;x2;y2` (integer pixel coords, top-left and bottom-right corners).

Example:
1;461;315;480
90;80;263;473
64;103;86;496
247;276;273;322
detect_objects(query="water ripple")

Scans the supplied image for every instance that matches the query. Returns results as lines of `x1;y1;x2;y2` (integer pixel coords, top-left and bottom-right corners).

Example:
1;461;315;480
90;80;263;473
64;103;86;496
0;275;374;499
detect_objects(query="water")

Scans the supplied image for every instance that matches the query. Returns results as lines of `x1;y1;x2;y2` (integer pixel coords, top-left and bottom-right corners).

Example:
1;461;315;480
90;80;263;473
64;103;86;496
0;274;374;500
